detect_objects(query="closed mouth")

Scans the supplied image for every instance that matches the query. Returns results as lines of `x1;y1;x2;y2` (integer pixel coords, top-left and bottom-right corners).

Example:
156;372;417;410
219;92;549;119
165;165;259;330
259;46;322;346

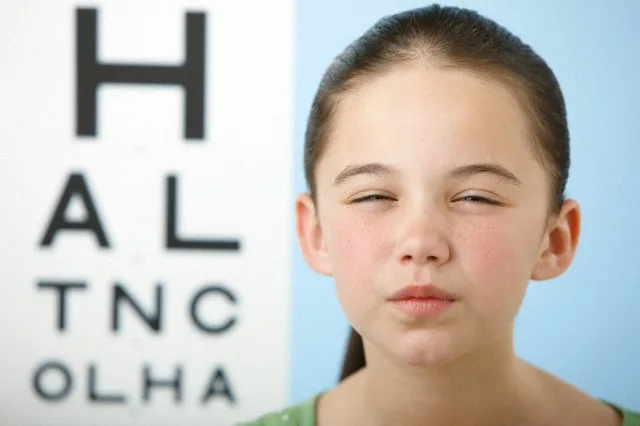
388;284;458;302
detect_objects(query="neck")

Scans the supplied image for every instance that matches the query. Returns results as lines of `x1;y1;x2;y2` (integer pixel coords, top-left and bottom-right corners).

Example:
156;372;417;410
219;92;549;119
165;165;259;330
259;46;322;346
359;333;543;426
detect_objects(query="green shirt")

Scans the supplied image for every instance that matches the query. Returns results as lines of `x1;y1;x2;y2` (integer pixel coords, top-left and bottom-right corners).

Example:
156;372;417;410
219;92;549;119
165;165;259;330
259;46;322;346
239;394;640;426
238;396;317;426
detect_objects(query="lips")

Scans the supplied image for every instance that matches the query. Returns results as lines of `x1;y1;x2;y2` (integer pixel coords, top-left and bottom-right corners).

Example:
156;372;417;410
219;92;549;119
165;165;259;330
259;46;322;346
388;284;458;302
388;284;458;318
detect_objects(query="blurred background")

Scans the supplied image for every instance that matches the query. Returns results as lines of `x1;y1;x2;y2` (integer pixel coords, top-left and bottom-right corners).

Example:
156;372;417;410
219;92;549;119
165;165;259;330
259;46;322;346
1;0;639;424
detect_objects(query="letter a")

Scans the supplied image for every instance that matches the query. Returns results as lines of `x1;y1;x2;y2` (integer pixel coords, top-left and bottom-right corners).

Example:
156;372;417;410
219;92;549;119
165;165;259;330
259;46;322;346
40;173;110;248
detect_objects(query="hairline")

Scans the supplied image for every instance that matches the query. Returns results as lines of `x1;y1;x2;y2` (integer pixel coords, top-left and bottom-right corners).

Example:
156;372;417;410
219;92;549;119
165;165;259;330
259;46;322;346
310;58;560;214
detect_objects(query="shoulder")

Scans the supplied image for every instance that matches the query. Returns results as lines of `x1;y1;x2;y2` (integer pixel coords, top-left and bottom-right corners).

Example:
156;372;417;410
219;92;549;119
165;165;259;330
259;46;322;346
237;394;320;426
524;363;635;426
602;401;640;426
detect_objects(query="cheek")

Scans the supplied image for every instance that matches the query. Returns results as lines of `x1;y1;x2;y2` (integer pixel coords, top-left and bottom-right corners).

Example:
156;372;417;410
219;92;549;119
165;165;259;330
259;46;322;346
457;218;538;316
459;221;509;277
326;213;390;266
323;213;391;310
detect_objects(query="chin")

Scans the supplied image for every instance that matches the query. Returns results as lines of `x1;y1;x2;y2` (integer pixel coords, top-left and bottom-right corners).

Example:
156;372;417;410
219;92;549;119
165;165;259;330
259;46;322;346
390;328;462;367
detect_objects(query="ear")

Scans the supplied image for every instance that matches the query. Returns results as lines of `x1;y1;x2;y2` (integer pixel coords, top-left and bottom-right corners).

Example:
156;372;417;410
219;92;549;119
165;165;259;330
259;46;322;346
531;199;581;281
295;193;333;276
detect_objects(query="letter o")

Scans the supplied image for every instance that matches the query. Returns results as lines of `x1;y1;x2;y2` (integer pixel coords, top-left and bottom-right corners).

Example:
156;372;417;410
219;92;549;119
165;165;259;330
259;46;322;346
32;361;73;401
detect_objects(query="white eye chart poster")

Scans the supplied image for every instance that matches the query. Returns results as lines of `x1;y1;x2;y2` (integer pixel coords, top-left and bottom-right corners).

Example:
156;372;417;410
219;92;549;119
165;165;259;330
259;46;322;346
0;1;293;424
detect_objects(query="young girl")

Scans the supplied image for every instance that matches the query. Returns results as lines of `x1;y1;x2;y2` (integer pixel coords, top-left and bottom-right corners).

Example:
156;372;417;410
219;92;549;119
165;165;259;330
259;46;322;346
244;4;640;425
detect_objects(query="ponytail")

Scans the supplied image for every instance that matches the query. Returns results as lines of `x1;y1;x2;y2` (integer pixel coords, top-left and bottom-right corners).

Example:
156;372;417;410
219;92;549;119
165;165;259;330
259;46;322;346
339;327;366;381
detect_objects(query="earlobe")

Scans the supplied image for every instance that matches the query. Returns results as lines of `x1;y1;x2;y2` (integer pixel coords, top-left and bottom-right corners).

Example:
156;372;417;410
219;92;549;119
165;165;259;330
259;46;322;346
295;193;333;276
531;199;581;281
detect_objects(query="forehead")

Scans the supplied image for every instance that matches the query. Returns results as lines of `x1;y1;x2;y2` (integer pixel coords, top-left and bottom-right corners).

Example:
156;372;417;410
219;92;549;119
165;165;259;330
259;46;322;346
321;65;535;172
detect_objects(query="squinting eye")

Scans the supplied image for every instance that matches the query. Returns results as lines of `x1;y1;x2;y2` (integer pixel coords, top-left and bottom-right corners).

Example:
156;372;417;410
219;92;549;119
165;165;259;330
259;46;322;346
456;195;501;205
351;194;393;203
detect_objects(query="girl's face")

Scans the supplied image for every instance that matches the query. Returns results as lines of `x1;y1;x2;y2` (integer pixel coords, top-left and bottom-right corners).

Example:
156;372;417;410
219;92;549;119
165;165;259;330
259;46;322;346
298;65;577;366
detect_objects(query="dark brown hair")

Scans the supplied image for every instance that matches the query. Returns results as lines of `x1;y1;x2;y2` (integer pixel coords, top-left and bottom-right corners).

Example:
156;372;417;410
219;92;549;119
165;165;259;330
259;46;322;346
302;5;570;381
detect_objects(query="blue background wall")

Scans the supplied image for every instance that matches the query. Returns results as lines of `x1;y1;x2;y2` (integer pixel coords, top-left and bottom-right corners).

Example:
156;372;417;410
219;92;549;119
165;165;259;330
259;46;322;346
292;0;640;409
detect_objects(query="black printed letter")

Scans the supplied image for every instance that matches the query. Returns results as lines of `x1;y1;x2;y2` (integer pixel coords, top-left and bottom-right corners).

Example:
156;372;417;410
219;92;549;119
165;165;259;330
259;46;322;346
88;364;127;404
202;367;235;404
76;8;206;139
166;175;241;251
143;365;182;403
40;173;110;248
37;280;88;332
190;285;237;334
112;283;162;332
33;361;73;401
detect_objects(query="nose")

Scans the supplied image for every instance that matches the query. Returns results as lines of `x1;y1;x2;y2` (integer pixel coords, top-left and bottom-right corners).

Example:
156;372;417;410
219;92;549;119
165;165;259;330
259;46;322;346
394;207;451;267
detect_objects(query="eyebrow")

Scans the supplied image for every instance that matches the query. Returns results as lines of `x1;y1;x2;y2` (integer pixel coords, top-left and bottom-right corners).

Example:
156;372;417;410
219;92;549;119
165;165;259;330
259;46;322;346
333;163;395;186
449;163;522;186
333;162;521;186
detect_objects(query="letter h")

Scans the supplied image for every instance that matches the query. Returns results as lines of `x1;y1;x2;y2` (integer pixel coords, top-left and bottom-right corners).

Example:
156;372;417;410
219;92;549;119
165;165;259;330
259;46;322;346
76;8;206;139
